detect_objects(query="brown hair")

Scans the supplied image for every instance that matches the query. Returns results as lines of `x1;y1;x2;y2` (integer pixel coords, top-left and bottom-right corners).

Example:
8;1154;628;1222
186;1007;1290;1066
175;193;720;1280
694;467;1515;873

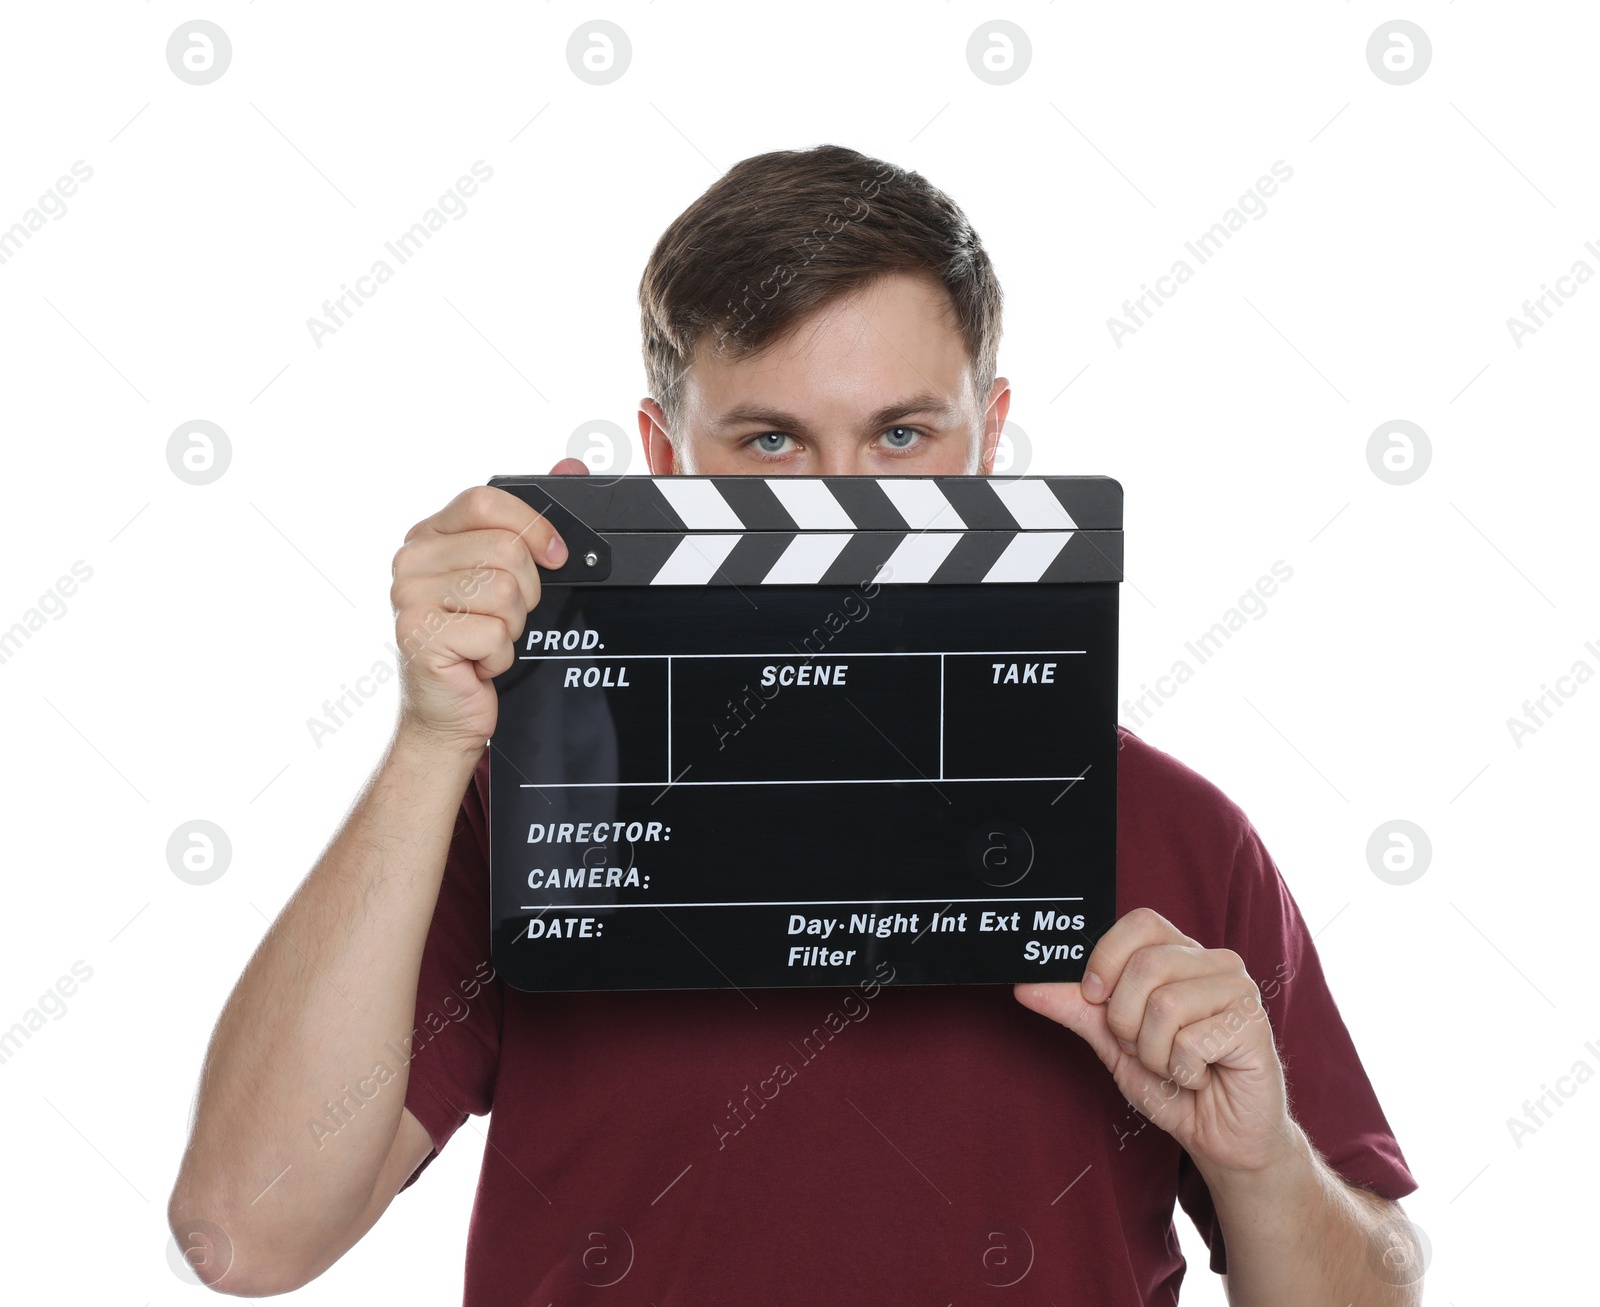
638;143;1003;439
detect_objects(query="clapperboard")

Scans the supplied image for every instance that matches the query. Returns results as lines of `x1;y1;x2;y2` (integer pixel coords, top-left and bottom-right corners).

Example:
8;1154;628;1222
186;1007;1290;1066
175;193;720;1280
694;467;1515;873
484;473;1122;992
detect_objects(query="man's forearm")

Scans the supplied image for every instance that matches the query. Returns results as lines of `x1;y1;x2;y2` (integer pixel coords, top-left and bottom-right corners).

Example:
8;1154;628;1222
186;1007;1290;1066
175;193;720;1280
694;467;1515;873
1201;1121;1422;1307
168;723;484;1286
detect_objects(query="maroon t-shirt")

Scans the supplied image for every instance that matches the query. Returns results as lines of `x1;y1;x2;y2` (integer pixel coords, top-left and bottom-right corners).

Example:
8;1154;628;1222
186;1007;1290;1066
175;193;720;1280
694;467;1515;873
397;725;1416;1304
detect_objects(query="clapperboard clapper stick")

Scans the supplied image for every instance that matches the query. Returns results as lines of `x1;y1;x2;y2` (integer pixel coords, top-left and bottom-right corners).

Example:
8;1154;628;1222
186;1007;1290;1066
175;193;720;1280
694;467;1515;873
484;474;1123;992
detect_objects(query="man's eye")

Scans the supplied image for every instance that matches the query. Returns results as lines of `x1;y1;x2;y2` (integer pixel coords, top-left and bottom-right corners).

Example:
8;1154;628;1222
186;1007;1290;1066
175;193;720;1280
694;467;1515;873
752;432;791;454
882;426;921;449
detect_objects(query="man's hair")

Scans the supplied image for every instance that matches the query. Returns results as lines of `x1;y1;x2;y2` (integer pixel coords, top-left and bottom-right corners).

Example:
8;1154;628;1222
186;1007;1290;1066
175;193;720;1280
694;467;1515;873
638;143;1003;440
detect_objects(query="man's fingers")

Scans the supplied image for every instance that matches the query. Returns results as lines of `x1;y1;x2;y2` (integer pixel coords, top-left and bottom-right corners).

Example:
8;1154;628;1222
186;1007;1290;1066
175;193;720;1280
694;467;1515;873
405;611;517;677
1080;907;1199;1003
1103;944;1219;1045
1014;983;1190;1123
410;484;567;568
402;528;542;615
392;569;527;651
1131;973;1260;1089
549;457;590;476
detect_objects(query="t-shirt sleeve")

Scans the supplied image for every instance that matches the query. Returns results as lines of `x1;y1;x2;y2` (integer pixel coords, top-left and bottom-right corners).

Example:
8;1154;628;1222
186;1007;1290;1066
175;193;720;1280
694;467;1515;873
1176;820;1418;1274
397;749;502;1192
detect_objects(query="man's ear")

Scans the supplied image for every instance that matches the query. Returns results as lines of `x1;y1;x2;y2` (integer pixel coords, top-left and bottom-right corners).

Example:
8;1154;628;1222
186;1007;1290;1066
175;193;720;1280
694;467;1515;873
977;376;1012;475
638;399;677;475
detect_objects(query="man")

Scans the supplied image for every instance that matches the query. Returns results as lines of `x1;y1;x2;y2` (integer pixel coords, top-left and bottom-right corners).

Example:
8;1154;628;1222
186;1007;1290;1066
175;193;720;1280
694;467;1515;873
169;145;1420;1303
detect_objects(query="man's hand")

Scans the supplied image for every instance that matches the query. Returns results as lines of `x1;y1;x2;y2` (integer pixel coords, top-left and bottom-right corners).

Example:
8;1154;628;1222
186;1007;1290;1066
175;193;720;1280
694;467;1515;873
1013;906;1293;1176
389;458;588;753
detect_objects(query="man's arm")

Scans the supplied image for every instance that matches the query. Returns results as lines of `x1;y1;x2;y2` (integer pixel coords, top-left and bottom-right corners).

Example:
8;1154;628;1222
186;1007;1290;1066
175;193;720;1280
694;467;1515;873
166;727;484;1295
1207;1125;1423;1306
1014;907;1423;1307
167;483;571;1296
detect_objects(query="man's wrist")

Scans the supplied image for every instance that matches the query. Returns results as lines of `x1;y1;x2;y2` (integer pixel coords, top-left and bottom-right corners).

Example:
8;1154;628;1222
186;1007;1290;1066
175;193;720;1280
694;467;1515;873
389;716;487;773
1193;1116;1318;1213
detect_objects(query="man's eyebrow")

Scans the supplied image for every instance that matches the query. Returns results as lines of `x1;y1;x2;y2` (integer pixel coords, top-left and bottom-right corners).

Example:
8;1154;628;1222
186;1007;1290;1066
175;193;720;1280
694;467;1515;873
709;391;955;437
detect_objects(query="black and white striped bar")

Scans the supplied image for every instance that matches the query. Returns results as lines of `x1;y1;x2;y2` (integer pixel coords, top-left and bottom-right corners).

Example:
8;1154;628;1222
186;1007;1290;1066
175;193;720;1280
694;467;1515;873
488;474;1123;585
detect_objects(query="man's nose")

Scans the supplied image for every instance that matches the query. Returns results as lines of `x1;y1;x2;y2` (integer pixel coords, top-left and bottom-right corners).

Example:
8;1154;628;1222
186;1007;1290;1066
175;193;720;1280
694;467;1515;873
810;443;869;476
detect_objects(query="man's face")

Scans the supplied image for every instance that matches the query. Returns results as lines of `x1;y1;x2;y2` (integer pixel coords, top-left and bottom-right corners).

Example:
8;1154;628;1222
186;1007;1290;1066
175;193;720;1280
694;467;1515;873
637;270;1009;477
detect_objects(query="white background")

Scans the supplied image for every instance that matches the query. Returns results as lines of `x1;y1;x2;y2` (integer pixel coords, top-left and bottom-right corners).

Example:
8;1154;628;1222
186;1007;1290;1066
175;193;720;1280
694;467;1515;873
1;3;1594;1302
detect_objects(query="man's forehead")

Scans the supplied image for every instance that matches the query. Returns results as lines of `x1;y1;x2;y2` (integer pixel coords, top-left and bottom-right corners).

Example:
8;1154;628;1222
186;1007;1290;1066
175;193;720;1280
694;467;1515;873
683;278;975;429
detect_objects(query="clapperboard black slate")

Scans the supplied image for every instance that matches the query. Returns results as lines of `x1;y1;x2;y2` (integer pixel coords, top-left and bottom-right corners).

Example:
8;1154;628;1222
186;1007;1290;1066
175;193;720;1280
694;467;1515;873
484;473;1122;992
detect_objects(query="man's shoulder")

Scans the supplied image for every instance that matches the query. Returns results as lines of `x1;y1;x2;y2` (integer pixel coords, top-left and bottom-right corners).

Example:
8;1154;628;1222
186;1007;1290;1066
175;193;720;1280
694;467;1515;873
1115;724;1254;863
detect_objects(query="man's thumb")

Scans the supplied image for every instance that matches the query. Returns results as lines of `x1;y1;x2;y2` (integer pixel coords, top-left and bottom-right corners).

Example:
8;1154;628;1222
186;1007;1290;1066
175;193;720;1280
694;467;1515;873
1013;982;1122;1070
